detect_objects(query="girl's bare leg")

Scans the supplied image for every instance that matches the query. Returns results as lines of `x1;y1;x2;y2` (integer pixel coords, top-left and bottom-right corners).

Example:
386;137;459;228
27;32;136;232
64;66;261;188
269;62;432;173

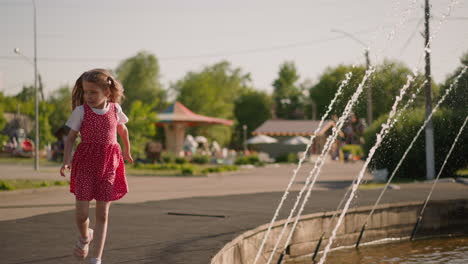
90;201;111;260
75;200;91;239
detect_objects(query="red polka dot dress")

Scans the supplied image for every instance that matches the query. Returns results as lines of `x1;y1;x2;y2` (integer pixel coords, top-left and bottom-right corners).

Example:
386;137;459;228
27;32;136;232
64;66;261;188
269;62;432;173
70;103;128;201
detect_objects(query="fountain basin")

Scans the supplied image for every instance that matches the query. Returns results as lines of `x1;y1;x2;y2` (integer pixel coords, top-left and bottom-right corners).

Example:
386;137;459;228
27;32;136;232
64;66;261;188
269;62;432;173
211;199;468;264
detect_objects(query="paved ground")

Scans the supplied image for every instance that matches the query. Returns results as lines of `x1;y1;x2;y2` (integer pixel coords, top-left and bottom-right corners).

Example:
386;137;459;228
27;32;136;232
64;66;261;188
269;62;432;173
1;161;467;264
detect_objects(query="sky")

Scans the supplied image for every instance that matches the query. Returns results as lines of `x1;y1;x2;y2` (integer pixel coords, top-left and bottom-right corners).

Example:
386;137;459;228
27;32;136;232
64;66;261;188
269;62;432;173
1;0;467;98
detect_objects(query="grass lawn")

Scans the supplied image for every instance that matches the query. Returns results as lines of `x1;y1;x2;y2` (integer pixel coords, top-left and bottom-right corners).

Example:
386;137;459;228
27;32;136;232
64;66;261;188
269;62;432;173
359;178;417;190
0;156;240;177
456;169;468;178
0;156;61;166
0;179;69;191
128;163;239;177
126;167;204;177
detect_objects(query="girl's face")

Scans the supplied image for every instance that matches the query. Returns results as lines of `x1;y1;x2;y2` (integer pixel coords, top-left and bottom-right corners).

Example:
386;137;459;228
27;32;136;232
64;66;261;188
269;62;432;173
83;81;110;109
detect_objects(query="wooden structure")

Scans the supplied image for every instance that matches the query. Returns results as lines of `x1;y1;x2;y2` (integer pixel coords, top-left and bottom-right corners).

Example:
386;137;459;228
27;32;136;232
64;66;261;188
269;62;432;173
156;102;233;155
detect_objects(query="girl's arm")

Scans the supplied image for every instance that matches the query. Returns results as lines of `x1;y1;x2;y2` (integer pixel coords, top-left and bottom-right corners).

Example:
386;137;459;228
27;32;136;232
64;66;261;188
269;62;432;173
117;123;134;163
60;130;78;177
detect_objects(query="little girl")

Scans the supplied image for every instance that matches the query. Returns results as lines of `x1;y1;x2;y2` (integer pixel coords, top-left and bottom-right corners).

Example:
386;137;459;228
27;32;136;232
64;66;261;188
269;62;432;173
60;69;133;264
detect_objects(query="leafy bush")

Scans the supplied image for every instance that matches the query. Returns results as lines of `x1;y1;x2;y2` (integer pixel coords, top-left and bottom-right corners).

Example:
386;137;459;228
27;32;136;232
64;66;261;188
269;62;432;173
341;144;364;158
0;134;9;149
175;157;188;164
133;162;180;170
0;181;14;190
201;165;238;174
275;153;299;163
192;154;210;164
0;179;69;191
363;108;468;180
235;154;261;165
161;152;176;163
53;181;69;186
180;165;196;175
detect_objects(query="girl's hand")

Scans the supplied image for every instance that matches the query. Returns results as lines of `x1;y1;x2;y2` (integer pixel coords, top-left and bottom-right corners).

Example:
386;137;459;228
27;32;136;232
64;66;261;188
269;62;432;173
124;151;134;164
60;164;71;177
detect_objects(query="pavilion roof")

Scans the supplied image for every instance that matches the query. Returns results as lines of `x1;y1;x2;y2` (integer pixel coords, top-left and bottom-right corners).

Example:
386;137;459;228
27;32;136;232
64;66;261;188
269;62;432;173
156;101;233;127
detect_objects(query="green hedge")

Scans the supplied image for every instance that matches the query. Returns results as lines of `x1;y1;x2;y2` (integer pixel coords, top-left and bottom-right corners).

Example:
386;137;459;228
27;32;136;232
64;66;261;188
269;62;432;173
191;154;210;164
275;152;299;163
341;144;364;157
235;154;261;165
0;179;69;191
133;162;181;170
180;165;197;175
201;165;238;174
175;157;188;164
363;108;468;180
161;152;176;163
132;162;239;176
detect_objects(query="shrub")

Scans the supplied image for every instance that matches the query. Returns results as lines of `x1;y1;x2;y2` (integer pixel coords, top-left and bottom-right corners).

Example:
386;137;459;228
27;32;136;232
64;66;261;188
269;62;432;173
341;144;364;158
175;157;188;164
0;181;14;191
161;152;176;163
134;163;180;170
180;165;196;176
53;181;69;186
235;154;261;165
363;108;468;180
275;152;299;163
192;154;210;164
201;165;239;174
133;162;144;169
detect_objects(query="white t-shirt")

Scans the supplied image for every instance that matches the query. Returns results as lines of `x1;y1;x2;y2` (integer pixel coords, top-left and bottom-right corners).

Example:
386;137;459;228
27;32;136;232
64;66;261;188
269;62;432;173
66;103;129;132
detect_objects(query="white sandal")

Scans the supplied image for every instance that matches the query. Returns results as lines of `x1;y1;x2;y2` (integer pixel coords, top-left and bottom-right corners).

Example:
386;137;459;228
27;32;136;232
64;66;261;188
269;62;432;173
73;228;94;260
89;258;101;264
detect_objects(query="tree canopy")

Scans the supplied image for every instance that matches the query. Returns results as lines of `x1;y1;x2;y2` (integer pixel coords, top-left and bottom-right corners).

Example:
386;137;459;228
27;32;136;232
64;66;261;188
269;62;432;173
116;51;166;110
272;61;304;119
309;60;425;125
440;51;468;113
233;89;273;147
47;85;72;134
172;61;251;145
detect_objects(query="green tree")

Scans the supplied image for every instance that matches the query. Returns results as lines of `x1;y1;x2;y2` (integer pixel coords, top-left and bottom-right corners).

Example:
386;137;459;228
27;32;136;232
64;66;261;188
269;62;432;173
116;51;166;109
309;61;424;124
0;93;8;147
0;92;7;131
47;85;72;134
232;89;273;148
363;108;467;179
309;64;365;119
15;85;35;102
29;101;55;148
272;61;304;119
125;100;159;158
369;60;426;120
14;74;44;102
440;51;468;113
10;85;35;116
172;61;251;145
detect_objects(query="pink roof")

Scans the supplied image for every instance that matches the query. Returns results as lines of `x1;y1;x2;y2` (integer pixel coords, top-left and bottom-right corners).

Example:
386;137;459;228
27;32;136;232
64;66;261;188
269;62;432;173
156;102;233;127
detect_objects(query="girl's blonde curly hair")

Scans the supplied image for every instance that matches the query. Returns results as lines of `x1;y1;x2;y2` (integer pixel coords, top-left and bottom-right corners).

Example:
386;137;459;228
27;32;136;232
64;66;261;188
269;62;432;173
72;69;125;110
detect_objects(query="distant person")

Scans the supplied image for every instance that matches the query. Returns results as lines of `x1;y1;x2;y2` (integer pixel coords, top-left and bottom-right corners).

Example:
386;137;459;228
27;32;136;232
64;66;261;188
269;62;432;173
60;69;133;264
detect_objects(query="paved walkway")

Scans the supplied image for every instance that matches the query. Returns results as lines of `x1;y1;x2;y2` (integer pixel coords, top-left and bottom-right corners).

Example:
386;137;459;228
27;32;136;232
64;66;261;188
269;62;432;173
1;161;467;264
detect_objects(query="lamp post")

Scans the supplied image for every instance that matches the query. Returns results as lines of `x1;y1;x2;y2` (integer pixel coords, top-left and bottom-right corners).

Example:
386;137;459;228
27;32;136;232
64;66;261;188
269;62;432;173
13;0;39;171
331;29;372;124
423;0;435;180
